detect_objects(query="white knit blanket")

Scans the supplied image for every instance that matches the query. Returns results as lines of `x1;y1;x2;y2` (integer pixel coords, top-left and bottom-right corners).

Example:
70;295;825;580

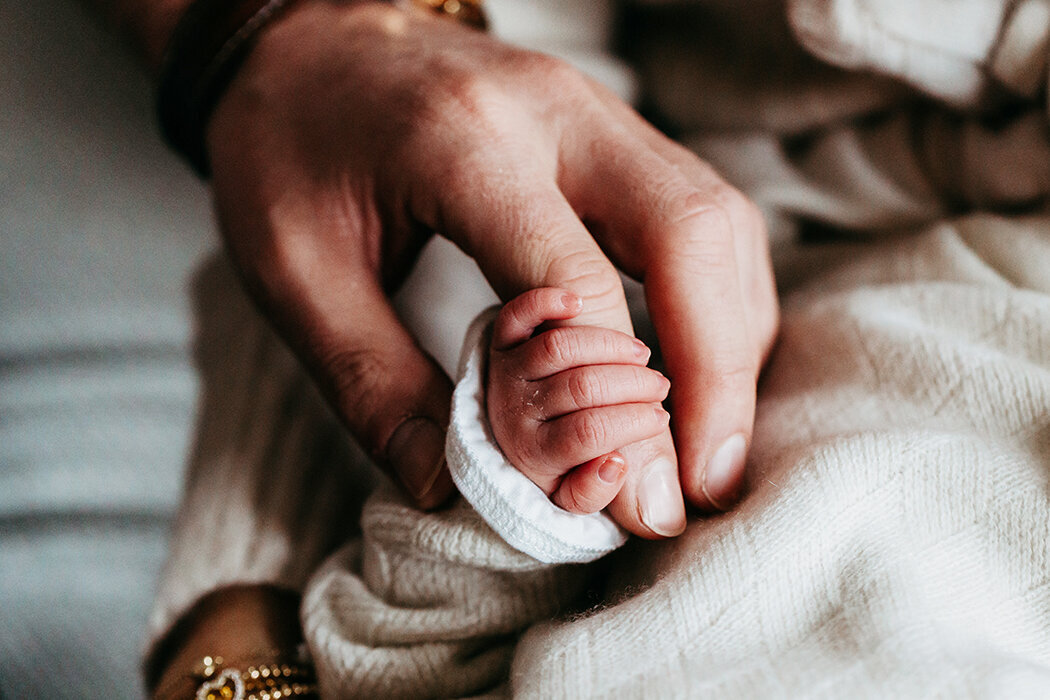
297;1;1050;696
148;0;1050;696
302;218;1050;699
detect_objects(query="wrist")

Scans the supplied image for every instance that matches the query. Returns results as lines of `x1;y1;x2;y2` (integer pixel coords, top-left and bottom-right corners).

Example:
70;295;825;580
159;0;488;175
157;0;317;175
147;585;304;699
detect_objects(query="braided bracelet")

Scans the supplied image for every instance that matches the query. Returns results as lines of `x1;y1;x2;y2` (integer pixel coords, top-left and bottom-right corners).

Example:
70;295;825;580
156;0;487;177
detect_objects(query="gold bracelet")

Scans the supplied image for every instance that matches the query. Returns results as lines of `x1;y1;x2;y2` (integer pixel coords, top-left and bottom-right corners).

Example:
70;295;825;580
404;0;488;30
154;651;319;700
195;655;318;700
194;655;319;700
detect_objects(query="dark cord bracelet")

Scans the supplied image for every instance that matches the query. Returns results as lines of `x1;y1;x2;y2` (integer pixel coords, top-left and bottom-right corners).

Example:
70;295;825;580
156;0;488;178
156;0;301;177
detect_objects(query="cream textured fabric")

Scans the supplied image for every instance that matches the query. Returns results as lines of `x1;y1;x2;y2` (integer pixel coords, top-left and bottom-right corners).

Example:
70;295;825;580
787;0;1050;103
303;482;593;698
302;220;1050;698
446;307;627;564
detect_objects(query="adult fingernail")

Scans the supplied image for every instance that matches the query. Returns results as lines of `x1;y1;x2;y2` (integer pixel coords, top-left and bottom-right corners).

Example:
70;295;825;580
387;416;446;504
598;454;626;484
702;433;748;511
638;458;686;536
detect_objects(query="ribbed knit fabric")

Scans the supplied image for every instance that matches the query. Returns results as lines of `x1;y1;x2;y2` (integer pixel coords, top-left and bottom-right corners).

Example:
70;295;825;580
302;216;1050;698
302;483;594;699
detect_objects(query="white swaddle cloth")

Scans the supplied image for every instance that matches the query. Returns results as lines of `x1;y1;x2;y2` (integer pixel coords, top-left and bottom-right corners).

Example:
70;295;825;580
446;307;628;564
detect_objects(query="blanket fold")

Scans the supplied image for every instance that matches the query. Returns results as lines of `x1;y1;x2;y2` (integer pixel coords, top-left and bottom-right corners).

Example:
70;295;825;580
302;219;1050;698
302;483;595;698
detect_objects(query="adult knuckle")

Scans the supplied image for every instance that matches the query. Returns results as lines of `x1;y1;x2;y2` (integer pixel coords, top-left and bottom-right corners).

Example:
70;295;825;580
641;178;715;236
711;358;759;389
712;182;752;214
509;51;583;89
655;196;739;273
707;184;766;237
659;184;714;228
545;252;624;314
432;69;506;129
675;197;733;242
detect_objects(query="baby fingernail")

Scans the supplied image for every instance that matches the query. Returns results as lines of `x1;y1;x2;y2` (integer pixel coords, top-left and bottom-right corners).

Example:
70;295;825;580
633;338;650;359
388;416;446;504
598;454;626;484
638;458;686;536
561;292;582;312
702;433;748;511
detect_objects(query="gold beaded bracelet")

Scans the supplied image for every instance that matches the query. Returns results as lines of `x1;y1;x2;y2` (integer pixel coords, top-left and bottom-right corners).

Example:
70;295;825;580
153;651;319;700
194;655;319;700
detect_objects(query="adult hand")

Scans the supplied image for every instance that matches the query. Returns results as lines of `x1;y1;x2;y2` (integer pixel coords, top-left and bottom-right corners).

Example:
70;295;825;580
207;0;778;536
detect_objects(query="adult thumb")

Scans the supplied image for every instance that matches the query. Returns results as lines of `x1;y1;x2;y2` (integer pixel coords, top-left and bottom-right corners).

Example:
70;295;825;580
308;281;456;509
227;230;457;509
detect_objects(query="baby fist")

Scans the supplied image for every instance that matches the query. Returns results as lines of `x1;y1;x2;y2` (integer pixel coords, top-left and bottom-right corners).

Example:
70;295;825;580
486;288;671;514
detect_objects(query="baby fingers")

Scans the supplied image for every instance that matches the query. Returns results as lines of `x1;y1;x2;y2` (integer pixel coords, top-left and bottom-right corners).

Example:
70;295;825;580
552;452;627;514
506;325;652;380
491;287;584;351
537;403;670;471
535;365;670;419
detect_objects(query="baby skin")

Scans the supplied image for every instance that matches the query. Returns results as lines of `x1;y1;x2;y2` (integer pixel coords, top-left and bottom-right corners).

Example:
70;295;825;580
487;287;671;515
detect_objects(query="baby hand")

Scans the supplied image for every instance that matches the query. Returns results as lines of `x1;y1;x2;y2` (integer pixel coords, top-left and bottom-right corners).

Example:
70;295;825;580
487;287;671;515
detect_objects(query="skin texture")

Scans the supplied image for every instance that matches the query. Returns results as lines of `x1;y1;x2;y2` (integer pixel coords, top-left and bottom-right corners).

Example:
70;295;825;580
81;0;779;690
488;288;671;514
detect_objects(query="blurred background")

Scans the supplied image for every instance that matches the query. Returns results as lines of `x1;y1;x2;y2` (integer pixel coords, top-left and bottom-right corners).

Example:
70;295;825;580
0;1;213;695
